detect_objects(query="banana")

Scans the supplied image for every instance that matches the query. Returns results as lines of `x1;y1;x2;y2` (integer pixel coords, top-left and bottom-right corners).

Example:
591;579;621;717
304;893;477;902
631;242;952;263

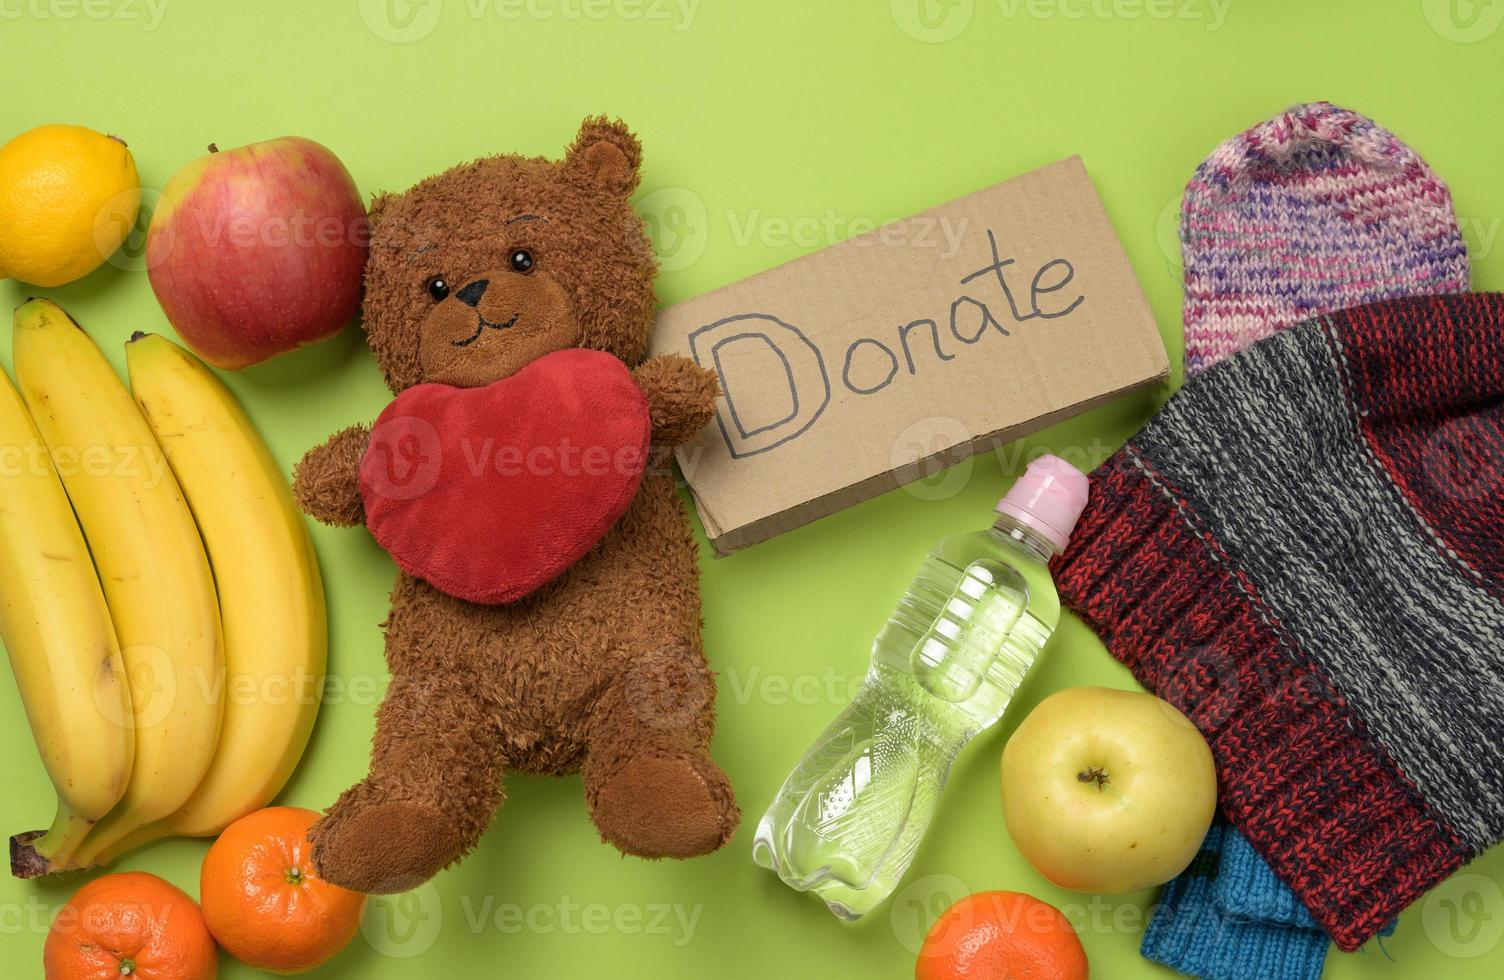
11;299;224;872
86;333;326;863
0;364;135;877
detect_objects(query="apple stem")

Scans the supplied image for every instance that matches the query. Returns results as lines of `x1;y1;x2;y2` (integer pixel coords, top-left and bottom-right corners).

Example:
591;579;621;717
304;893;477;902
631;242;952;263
1077;766;1110;791
108;134;128;148
207;143;219;154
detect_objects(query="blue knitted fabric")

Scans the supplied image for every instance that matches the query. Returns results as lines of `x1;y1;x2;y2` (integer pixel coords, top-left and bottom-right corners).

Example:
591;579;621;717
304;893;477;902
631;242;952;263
1142;823;1330;980
1215;827;1320;929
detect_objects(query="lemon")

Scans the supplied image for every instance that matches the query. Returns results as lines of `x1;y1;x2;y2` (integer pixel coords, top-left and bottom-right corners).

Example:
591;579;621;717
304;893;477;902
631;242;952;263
0;124;141;287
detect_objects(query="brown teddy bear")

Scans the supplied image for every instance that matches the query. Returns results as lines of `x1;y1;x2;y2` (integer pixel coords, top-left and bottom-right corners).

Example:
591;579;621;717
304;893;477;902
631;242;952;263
292;117;739;893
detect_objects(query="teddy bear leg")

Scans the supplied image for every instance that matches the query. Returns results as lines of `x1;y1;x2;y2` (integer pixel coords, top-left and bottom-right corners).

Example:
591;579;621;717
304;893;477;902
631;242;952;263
582;644;739;858
309;671;507;893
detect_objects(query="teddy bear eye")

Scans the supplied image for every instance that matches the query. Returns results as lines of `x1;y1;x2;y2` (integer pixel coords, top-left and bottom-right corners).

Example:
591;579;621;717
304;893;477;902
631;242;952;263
509;250;534;274
425;276;450;301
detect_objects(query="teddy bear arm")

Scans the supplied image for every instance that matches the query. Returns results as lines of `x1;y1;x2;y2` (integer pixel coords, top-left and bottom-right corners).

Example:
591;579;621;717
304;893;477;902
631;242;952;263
631;354;720;447
293;423;372;528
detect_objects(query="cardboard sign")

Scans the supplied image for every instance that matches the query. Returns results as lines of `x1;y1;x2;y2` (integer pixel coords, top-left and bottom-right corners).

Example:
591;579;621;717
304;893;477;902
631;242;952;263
650;156;1167;554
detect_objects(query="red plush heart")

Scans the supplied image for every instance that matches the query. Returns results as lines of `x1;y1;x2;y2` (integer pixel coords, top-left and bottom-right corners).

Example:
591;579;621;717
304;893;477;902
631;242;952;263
359;348;651;604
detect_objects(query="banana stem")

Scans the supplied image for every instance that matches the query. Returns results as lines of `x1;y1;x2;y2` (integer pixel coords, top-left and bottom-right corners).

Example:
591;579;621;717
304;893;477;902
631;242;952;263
9;802;93;878
78;820;172;870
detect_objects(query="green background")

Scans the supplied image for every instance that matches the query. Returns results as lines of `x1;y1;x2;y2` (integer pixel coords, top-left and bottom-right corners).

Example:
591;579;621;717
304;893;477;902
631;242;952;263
4;0;1504;976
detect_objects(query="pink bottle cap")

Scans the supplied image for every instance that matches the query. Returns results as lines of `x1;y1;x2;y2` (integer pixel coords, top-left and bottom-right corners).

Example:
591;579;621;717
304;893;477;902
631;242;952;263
995;454;1090;554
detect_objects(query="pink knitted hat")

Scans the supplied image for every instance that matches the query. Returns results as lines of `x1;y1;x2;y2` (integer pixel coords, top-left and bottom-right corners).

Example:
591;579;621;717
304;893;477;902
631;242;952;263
1181;102;1470;375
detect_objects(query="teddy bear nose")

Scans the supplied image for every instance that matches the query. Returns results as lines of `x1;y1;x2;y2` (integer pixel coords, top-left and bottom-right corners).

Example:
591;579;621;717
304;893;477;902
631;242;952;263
455;279;490;308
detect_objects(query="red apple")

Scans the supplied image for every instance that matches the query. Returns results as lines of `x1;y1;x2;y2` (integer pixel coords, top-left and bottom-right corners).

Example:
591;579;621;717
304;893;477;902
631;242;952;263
146;137;368;370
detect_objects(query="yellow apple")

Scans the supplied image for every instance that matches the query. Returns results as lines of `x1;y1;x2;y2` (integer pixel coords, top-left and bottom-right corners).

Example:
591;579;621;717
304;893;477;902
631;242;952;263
1000;686;1216;894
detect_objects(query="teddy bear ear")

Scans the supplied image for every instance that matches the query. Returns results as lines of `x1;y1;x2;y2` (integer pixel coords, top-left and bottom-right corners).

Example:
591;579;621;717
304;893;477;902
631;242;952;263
565;116;643;195
367;191;392;232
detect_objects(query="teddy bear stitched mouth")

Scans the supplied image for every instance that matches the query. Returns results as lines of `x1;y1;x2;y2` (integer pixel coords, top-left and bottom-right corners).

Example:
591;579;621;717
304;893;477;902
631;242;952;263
452;313;519;347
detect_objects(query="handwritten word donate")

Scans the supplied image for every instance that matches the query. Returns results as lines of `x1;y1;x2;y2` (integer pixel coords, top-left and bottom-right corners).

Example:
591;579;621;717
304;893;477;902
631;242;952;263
688;230;1084;458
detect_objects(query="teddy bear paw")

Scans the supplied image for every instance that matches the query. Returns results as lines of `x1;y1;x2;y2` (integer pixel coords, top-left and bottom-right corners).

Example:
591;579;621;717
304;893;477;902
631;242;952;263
310;799;462;894
591;753;739;859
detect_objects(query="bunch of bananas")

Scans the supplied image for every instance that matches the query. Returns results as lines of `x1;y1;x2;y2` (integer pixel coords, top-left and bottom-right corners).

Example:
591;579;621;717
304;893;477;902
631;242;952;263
0;298;326;877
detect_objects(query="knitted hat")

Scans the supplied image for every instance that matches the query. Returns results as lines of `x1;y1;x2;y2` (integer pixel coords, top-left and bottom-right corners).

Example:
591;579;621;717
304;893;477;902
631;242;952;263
1053;293;1504;951
1181;102;1470;375
1142;823;1331;980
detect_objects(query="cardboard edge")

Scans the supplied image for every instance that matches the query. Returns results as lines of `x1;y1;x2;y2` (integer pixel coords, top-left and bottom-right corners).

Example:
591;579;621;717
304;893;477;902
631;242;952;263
1071;153;1170;371
648;156;1088;336
700;367;1168;556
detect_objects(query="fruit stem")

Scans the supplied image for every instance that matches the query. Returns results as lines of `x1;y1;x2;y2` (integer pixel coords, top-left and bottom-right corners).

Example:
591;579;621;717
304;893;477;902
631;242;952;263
129;330;148;343
10;803;94;877
1077;766;1110;792
108;134;129;148
286;865;306;886
69;806;145;870
207;143;219;154
34;803;96;862
118;956;135;975
85;819;171;869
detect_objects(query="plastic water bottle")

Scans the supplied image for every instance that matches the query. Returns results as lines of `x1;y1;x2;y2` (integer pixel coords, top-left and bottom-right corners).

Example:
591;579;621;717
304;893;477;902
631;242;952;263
752;455;1089;919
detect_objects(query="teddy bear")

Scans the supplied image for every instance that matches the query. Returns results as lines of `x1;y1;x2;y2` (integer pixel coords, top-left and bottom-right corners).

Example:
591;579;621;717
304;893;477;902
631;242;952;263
291;117;739;893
